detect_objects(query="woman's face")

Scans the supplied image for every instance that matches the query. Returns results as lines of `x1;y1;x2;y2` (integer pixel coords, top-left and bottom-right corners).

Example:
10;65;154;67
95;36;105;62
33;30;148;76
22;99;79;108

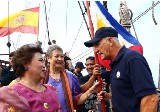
48;50;64;69
27;52;46;79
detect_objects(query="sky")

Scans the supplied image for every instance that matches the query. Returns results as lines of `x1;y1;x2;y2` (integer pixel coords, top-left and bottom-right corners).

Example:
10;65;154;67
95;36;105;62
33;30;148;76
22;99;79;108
0;0;159;87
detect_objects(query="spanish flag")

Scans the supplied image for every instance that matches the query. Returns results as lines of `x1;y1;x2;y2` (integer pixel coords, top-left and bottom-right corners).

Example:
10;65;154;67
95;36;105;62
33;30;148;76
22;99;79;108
0;7;39;37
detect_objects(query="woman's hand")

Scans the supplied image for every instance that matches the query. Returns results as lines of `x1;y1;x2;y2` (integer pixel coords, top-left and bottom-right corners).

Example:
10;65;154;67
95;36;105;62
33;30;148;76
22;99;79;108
88;81;106;94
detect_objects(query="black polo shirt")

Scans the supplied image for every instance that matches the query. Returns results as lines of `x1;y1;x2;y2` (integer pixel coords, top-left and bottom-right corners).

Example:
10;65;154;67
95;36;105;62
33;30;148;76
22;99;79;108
110;46;156;112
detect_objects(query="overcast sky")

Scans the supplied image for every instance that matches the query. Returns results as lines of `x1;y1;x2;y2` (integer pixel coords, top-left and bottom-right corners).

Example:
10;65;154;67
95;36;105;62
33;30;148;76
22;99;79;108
0;0;159;87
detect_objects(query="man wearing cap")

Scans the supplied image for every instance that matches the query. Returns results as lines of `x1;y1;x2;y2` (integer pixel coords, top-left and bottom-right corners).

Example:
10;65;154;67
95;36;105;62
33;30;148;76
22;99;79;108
71;61;85;79
84;27;158;112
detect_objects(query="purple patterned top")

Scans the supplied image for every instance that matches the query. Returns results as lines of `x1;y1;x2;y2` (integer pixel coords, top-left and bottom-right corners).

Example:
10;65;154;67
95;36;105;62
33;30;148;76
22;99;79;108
12;83;62;112
48;70;81;112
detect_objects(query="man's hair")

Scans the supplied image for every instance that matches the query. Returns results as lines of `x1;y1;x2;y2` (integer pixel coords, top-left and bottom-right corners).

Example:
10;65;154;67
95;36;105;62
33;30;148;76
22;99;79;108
86;56;95;61
46;44;63;58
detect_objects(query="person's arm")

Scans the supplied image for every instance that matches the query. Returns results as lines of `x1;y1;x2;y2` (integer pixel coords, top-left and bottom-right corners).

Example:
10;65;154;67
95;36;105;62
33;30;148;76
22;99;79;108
80;64;101;92
140;94;158;112
80;75;96;92
77;82;100;105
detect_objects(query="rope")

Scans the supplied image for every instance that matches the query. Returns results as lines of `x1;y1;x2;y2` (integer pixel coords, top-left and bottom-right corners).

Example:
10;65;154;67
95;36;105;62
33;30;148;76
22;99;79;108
131;19;139;41
69;20;84;53
72;48;92;60
72;50;93;63
43;1;52;50
152;1;158;25
132;1;160;23
44;1;51;45
10;40;16;50
78;1;91;37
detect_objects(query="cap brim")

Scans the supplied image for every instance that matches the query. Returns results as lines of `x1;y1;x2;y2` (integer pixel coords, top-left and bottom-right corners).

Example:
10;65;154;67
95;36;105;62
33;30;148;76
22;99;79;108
80;66;85;69
84;37;102;47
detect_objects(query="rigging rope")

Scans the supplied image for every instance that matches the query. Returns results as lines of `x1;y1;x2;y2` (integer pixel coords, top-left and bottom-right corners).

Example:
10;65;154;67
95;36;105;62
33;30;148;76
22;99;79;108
72;49;93;64
10;40;16;50
44;1;51;45
152;1;158;25
132;1;160;23
43;1;52;50
78;1;91;37
69;20;84;53
72;48;92;61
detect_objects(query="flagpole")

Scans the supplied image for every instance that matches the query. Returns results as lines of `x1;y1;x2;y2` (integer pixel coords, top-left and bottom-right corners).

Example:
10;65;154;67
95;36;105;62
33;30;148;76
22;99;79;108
85;1;106;112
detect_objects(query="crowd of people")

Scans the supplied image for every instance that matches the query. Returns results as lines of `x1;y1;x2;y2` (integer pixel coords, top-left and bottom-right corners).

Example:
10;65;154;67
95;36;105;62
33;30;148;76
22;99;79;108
0;27;159;112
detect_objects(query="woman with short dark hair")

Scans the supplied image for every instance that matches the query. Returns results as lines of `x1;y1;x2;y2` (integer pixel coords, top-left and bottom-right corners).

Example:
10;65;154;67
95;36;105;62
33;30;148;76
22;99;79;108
0;44;62;112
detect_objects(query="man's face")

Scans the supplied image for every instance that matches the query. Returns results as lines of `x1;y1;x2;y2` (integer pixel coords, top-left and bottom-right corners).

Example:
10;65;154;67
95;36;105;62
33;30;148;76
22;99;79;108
94;38;110;60
85;59;95;74
76;67;83;74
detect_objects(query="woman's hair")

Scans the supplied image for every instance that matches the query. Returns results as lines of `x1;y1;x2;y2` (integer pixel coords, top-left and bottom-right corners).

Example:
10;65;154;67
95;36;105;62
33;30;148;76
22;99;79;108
12;44;43;77
46;44;63;58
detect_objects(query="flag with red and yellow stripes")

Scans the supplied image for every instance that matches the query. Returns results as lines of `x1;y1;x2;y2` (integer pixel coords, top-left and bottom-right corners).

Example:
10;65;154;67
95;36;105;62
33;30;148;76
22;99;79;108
0;7;39;37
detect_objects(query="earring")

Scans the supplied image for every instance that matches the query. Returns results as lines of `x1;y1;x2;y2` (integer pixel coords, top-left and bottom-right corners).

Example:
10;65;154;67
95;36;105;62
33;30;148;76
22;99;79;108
25;66;28;71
